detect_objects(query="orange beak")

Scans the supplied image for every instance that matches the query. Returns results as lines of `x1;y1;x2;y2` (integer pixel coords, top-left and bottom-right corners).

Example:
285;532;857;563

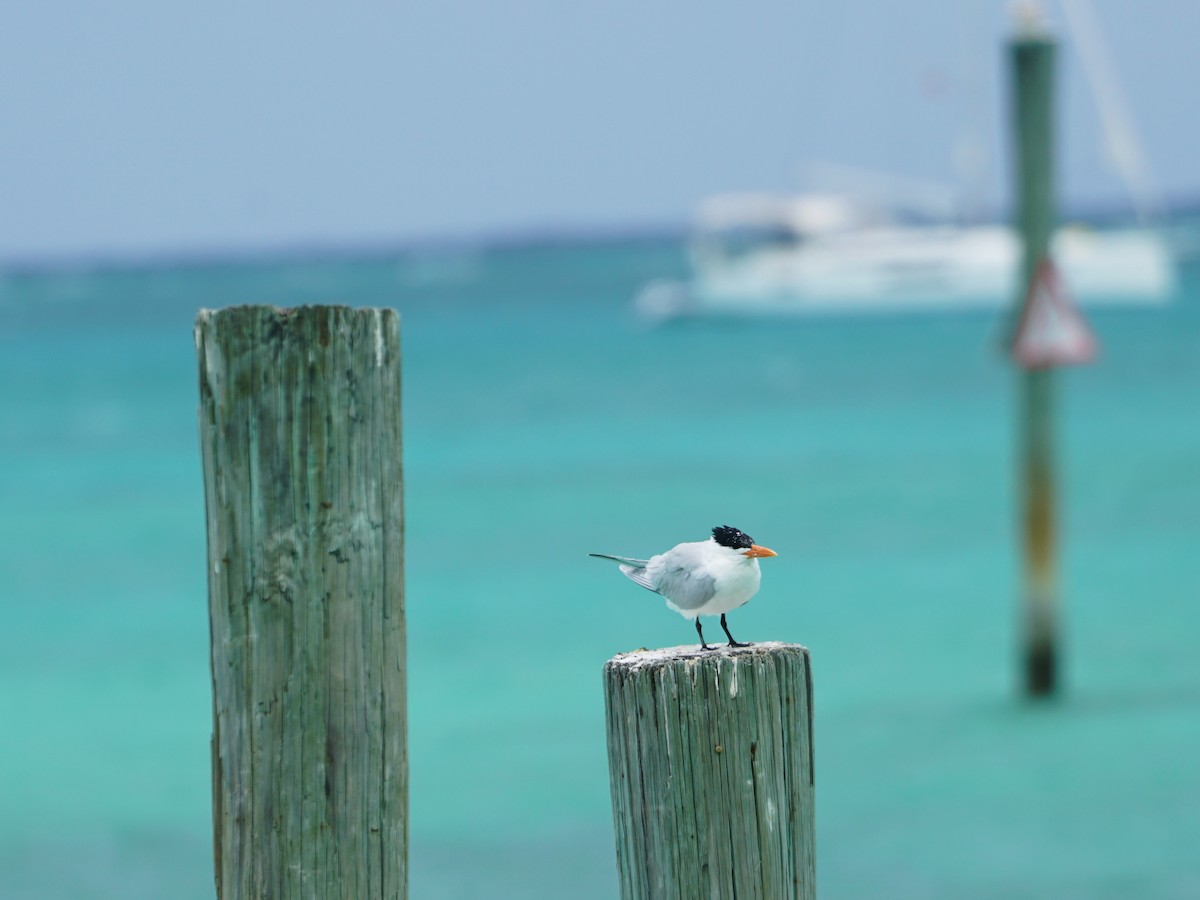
743;545;778;558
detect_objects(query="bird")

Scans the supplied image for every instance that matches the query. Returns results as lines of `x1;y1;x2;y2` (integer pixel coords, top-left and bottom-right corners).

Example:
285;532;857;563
589;525;777;651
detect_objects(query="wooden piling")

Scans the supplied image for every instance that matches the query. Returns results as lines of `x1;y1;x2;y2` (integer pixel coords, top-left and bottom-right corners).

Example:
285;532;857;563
604;642;815;900
1011;19;1061;697
195;305;407;898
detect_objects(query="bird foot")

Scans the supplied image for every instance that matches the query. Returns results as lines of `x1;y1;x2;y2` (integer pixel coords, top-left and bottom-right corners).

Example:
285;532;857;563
726;640;752;648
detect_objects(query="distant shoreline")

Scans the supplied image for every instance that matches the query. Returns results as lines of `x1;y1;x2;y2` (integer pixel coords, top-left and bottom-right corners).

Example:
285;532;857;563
5;193;1199;277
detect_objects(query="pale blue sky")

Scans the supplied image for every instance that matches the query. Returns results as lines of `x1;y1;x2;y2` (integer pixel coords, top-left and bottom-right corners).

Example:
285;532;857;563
2;1;1197;264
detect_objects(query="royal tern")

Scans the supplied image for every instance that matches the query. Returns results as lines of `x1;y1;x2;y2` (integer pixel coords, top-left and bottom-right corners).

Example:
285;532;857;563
590;525;777;650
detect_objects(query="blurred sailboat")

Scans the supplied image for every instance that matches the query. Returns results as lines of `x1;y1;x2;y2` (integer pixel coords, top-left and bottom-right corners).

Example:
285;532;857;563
635;190;1172;320
636;1;1175;322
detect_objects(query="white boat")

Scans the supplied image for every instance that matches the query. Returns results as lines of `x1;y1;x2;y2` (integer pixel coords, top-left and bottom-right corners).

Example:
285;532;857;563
635;192;1175;321
636;1;1176;322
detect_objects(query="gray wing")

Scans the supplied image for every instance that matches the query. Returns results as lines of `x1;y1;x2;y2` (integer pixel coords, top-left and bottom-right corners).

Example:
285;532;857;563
618;564;656;591
650;562;717;612
589;553;650;568
589;553;656;592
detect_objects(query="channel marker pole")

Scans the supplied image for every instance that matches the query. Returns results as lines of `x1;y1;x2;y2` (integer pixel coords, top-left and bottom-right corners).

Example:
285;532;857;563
1011;12;1059;697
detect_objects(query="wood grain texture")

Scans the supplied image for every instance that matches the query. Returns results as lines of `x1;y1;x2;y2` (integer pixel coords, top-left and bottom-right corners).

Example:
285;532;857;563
196;305;407;899
604;642;815;900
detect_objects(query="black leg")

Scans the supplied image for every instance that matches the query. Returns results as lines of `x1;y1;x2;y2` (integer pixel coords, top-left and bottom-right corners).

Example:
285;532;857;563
695;618;714;651
721;614;751;648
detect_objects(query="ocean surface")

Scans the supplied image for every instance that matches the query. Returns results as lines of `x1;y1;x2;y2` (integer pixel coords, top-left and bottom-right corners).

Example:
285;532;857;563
1;236;1197;898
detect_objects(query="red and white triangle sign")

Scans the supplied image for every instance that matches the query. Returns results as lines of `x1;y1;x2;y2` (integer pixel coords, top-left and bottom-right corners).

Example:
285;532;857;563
1011;258;1098;369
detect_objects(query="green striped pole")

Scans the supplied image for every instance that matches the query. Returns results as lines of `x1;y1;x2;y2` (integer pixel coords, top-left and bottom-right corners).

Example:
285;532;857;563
1011;20;1059;697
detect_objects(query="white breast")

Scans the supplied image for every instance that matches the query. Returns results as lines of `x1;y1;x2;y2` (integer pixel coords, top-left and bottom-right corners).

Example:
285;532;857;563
645;540;762;619
695;557;761;616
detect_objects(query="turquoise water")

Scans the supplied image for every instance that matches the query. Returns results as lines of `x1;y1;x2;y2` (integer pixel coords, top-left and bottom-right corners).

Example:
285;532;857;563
1;239;1197;898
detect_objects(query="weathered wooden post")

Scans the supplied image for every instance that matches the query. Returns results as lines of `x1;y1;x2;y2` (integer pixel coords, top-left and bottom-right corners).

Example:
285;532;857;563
196;305;407;898
604;643;815;899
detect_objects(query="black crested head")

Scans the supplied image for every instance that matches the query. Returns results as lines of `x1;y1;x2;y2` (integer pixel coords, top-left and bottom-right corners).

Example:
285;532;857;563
712;525;754;549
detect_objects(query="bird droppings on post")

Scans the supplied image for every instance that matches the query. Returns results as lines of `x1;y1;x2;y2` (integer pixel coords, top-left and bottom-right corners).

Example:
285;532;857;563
607;641;793;671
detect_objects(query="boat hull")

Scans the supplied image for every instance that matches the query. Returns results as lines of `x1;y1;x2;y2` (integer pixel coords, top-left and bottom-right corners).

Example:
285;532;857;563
636;225;1174;320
